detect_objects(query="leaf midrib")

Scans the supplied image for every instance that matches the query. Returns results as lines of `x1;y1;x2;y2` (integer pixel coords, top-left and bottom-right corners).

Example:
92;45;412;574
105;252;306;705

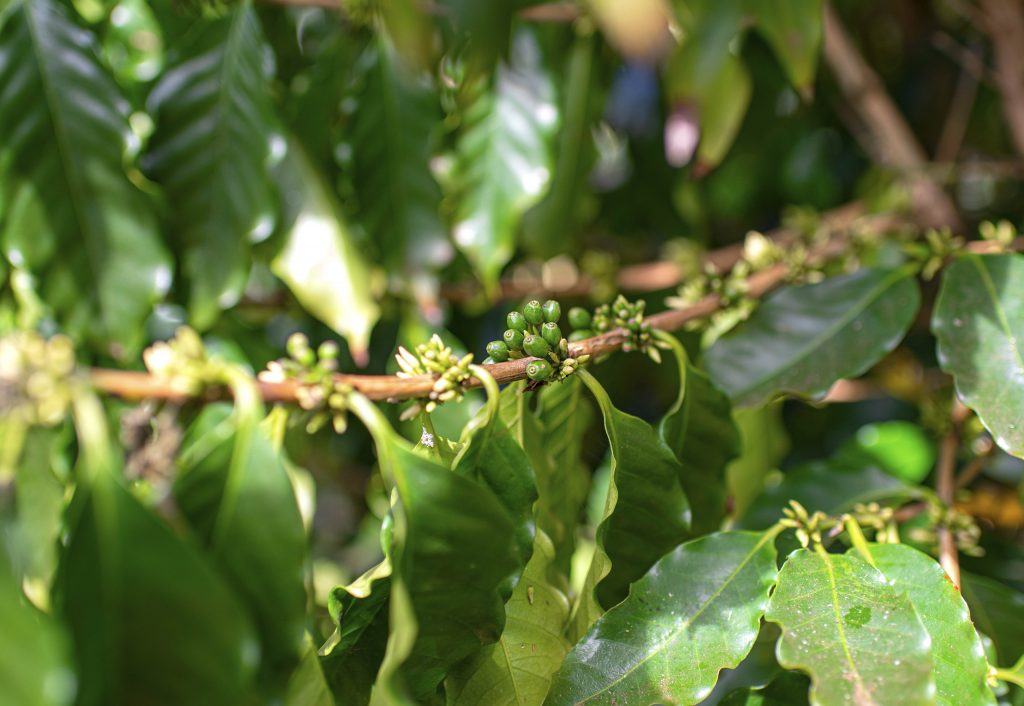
968;255;1024;380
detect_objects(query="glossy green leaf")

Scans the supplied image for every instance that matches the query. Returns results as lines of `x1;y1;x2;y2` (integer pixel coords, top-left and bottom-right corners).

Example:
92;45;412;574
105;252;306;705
961;572;1024;665
707;267;920;408
453;370;537;573
175;401;308;684
446;530;571;706
57;472;258;706
835;421;935;484
695;54;752;168
658;334;739;535
765;547;934;706
933;253;1024;458
750;0;824;92
535;376;592;580
0;0;169;354
348;394;520;703
547;531;779;706
286;637;336;706
321;605;389;706
347;33;451;271
571;370;691;633
0;547;74;706
452;28;558;292
271;139;380;363
739;461;911;530
870;544;995;706
146;2;277;328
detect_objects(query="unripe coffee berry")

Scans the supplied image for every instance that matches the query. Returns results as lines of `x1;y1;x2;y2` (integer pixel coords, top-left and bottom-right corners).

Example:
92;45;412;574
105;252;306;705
486;340;509;362
523;300;544;325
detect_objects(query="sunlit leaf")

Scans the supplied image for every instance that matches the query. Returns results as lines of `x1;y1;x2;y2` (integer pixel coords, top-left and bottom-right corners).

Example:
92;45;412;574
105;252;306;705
271;139;380;363
707;267;920;408
765;547;934;706
933;253;1024;458
870;544;995;706
452;28;558;292
146;1;277;327
547;531;779;706
0;0;170;355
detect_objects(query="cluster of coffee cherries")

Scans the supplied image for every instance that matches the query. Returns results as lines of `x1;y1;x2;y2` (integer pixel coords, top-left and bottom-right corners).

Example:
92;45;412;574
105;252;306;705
260;333;352;433
590;294;667;362
485;299;589;382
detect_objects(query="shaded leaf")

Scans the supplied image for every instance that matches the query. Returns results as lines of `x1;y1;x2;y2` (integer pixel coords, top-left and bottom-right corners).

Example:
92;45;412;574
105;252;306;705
347;33;450;271
0;0;169;354
706;267;920;408
57;472;258;706
961;572;1024;666
146;2;277;327
452;28;558;292
870;544;995;706
547;531;779;706
750;0;824;92
321;605;389;706
658;334;739;535
765;547;934;706
175;402;308;685
0;546;74;706
933;253;1024;458
446;530;571;706
285;637;336;706
727;403;789;519
271;138;380;362
571;371;690;635
348;395;520;703
696;55;751;168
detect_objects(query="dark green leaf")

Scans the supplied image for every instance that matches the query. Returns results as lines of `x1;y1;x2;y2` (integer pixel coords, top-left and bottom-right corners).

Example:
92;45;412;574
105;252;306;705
933;253;1024;458
547;531;779;706
0;0;170;354
348;394;520;702
57;472;258;706
175;402;308;684
765;547;934;706
347;33;450;272
146;2;277;327
271;138;380;363
286;637;336;706
658;334;739;535
750;0;824;92
706;267;920;408
571;371;691;633
739;461;911;530
727;403;789;518
452;28;558;292
321;605;389;706
453;372;538;574
0;546;74;706
535;376;592;580
446;530;571;706
961;572;1024;666
870;544;996;706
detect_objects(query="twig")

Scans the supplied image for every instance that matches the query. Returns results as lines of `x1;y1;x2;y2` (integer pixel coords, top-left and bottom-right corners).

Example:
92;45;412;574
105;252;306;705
955;435;996;489
261;0;582;22
822;2;963;231
936;400;970;587
935;40;981;163
931;31;996;87
978;0;1024;157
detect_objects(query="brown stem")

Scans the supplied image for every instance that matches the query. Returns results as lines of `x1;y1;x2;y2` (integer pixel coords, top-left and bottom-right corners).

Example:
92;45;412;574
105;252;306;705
261;0;581;22
979;0;1024;158
936;400;970;587
822;3;963;231
955;436;996;490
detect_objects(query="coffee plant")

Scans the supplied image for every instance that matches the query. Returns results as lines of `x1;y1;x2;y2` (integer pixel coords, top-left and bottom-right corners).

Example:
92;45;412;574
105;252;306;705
3;0;1024;705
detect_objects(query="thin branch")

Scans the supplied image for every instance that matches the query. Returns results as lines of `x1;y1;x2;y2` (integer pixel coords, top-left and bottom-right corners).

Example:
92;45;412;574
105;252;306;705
822;2;963;231
979;0;1024;158
261;0;582;22
955;435;996;489
935;41;981;163
936;400;970;588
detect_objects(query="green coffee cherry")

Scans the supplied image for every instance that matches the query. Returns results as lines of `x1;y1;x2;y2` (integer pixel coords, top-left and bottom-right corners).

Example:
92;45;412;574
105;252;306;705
523;333;550;358
541;322;562;347
526;359;553;381
507;311;527;332
503;328;525;351
568;329;593;342
568;307;592;330
542;299;561;323
486;340;510;362
523;300;544;325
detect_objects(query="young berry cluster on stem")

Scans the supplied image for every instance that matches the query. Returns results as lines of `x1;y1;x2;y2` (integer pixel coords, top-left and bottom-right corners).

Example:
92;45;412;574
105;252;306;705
486;299;589;383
